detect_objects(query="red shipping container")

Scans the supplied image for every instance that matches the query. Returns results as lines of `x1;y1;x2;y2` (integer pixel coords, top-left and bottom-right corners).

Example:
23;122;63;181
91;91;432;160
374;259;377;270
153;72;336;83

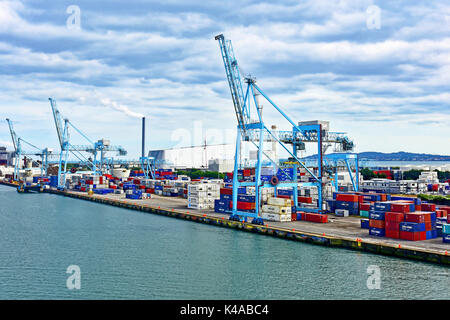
437;206;449;216
400;231;420;241
385;221;400;231
421;203;436;211
425;222;432;231
220;188;233;195
139;185;146;189
390;203;410;213
133;179;141;185
336;194;359;202
291;213;297;221
359;203;371;211
304;213;328;223
404;213;426;223
243;169;251;177
229;201;255;210
370;220;385;229
385;230;400;239
110;185;117;190
436;210;445;218
423;212;432;223
419;231;426;241
277;195;291;199
380;194;387;201
298;196;312;204
385;212;404;223
146;188;154;194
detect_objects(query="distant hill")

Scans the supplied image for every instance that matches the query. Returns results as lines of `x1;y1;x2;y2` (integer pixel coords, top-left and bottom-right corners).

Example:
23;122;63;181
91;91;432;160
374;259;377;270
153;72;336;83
304;151;450;161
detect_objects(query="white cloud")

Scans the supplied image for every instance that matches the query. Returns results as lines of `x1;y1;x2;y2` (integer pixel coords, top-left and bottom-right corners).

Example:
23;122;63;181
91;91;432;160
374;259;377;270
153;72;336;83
0;0;449;156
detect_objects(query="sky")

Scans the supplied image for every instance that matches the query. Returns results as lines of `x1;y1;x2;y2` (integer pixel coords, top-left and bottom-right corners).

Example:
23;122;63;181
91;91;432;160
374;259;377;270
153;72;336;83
0;0;449;159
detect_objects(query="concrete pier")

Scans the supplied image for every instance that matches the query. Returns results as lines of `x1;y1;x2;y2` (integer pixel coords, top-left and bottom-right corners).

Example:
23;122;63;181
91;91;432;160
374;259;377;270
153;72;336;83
31;186;449;266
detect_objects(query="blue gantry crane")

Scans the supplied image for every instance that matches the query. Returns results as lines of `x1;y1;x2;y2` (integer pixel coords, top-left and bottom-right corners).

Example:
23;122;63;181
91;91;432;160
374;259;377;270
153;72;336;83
6;118;53;180
215;34;356;223
49;98;127;189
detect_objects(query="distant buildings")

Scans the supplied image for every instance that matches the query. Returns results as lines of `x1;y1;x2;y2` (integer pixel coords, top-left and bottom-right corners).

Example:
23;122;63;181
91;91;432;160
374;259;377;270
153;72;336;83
361;171;448;195
0;147;15;167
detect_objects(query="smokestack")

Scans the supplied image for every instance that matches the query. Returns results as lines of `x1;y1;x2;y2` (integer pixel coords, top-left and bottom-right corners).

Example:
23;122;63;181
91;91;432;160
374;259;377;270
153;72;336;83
142;117;145;158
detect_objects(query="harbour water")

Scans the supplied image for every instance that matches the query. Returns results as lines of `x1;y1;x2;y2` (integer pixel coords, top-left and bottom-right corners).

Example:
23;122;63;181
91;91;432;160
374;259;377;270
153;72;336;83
0;185;448;300
360;161;450;168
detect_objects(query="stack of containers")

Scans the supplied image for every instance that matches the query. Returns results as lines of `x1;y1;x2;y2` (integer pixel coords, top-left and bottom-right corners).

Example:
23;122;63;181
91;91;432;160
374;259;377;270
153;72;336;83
384;202;414;239
187;183;220;210
400;211;436;241
362;199;439;241
214;186;241;214
359;202;371;218
261;197;292;222
334;193;359;216
368;201;389;237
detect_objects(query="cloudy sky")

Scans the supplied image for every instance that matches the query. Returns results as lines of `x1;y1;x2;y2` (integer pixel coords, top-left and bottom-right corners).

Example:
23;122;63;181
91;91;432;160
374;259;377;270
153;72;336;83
1;0;449;159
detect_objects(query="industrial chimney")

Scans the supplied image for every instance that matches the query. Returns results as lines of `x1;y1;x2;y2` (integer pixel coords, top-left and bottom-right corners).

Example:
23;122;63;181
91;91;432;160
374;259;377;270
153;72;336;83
142;117;145;158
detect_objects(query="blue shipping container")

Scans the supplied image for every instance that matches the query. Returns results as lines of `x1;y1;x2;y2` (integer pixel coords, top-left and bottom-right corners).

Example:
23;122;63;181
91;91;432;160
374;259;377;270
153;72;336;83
400;222;425;232
369;227;385;237
361;219;370;229
374;202;391;212
369;211;385;221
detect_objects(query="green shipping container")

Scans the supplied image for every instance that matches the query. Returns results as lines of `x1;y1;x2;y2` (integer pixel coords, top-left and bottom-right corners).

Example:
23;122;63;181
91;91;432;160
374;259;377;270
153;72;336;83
360;210;370;218
443;224;450;235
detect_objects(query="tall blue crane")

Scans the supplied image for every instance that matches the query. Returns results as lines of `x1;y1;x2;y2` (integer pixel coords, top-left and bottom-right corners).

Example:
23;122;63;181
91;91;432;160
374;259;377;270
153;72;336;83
6;118;53;180
215;34;356;223
49;98;127;189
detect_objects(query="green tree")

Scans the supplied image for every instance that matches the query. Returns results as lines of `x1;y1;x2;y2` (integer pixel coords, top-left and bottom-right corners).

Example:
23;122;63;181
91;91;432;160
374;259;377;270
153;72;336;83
402;169;422;180
361;168;375;180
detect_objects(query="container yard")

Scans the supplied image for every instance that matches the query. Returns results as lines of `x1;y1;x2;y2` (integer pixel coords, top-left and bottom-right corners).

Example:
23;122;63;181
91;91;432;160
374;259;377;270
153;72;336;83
1;33;449;269
2;167;449;266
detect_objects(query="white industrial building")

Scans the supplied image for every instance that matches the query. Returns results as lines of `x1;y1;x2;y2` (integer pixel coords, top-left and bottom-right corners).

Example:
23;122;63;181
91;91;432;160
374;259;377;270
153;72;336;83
149;144;237;170
149;141;278;172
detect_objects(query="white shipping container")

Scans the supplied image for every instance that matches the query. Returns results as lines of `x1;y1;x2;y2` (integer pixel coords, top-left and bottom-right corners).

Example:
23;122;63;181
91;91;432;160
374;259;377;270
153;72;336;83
261;212;291;222
262;205;291;215
267;197;292;207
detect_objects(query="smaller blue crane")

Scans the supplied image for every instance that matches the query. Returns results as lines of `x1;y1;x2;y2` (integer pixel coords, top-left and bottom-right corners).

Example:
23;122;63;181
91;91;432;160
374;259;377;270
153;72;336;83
6;118;53;181
49;98;127;189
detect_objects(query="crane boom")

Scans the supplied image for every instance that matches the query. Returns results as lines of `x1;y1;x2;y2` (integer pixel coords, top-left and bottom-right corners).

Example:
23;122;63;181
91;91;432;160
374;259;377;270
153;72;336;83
6;118;18;152
49;98;65;148
215;34;248;130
